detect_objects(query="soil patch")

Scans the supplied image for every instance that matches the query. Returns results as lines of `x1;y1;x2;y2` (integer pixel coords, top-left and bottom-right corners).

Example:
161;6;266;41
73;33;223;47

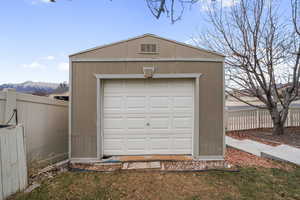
227;126;300;148
225;147;294;171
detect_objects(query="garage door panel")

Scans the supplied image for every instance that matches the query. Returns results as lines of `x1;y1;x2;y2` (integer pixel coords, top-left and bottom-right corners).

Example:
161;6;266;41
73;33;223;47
150;137;170;150
103;138;123;151
125;80;146;89
150;118;169;129
126;97;146;112
148;80;169;89
150;97;169;108
173;108;193;112
169;79;194;89
127;138;147;151
172;112;193;117
104;118;124;129
127;118;146;129
173;117;193;129
173;137;192;146
173;97;193;108
103;79;194;155
104;80;124;91
103;129;124;135
103;96;122;112
125;97;146;113
171;132;193;136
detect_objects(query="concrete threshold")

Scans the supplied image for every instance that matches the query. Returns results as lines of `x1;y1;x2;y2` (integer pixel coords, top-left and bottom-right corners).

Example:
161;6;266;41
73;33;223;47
122;161;161;170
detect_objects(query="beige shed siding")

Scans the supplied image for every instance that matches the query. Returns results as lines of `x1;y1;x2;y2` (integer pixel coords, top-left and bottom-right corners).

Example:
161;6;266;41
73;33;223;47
71;36;222;60
71;61;224;158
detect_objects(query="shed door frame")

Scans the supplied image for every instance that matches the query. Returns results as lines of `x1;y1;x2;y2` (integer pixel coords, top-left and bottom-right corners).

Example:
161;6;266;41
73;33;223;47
95;73;202;159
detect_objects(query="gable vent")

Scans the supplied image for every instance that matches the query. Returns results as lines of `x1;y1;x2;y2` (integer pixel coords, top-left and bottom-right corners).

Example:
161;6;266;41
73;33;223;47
140;44;157;53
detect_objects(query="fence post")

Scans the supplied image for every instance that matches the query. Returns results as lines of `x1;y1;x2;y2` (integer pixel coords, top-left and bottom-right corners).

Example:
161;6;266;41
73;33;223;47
289;109;293;127
4;88;17;125
256;109;260;128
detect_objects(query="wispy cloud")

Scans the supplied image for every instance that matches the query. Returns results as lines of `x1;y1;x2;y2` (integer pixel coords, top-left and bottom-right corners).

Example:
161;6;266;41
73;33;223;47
220;0;239;7
30;0;51;5
185;38;202;45
200;0;239;11
22;55;55;69
58;62;69;71
22;61;46;69
21;55;68;72
43;56;55;60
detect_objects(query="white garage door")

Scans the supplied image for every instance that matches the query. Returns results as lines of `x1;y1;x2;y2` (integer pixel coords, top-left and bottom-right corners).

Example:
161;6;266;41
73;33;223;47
103;79;194;155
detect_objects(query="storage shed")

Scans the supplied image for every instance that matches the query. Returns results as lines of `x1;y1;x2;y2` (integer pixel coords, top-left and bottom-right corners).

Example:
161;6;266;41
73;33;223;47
69;34;225;161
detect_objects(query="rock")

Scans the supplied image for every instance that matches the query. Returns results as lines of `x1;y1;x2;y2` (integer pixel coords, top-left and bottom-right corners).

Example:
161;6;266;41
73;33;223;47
24;182;41;193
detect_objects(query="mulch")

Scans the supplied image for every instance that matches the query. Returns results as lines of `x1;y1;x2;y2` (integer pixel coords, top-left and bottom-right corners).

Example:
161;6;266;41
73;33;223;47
70;163;122;172
225;147;294;170
225;127;300;170
226;127;300;148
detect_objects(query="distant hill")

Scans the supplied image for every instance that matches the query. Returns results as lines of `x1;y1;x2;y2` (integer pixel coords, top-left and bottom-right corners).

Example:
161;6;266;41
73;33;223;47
0;81;65;95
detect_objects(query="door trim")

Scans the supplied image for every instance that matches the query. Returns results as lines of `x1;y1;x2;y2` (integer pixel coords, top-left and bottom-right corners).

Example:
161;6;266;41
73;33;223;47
95;73;202;159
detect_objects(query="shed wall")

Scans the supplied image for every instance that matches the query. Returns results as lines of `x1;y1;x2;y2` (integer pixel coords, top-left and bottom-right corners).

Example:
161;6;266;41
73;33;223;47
71;61;224;158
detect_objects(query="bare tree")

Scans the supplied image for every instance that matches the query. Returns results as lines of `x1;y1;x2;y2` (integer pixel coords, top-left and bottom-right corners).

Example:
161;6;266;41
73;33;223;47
145;0;198;23
48;0;201;23
194;0;300;135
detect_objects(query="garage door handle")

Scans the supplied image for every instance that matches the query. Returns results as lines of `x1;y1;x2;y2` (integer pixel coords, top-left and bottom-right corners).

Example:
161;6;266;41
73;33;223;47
146;122;150;126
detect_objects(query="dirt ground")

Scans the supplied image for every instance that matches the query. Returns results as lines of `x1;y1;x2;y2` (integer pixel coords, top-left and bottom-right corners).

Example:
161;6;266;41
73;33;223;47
225;147;294;170
227;126;300;148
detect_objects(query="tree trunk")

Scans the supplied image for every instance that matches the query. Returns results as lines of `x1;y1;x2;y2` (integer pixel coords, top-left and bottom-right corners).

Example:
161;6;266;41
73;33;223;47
270;107;288;136
273;121;284;135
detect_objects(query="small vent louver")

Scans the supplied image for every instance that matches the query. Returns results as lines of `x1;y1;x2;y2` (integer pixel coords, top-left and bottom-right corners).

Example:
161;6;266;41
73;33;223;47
140;44;157;53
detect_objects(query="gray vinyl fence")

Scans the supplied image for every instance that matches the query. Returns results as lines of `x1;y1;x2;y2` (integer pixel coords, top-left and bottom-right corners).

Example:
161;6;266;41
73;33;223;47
226;107;300;131
0;89;68;167
0;125;27;200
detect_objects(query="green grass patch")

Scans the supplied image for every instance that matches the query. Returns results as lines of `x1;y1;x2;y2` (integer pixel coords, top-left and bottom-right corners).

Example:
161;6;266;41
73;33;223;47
202;167;300;200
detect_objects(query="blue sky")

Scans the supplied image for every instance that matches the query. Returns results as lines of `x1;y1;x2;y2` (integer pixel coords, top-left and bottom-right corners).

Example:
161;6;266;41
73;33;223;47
0;0;212;84
0;0;290;84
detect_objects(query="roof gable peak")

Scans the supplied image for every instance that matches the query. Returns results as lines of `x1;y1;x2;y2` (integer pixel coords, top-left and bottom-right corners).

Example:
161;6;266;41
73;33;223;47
69;34;225;58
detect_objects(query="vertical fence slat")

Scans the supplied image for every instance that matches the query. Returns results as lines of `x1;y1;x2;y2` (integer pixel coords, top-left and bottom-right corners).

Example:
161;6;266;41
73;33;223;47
0;126;27;200
1;131;11;198
16;127;27;190
226;107;300;131
10;131;19;196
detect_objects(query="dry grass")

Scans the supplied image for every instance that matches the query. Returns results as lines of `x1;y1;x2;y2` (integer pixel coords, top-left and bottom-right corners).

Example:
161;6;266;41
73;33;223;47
11;165;300;200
